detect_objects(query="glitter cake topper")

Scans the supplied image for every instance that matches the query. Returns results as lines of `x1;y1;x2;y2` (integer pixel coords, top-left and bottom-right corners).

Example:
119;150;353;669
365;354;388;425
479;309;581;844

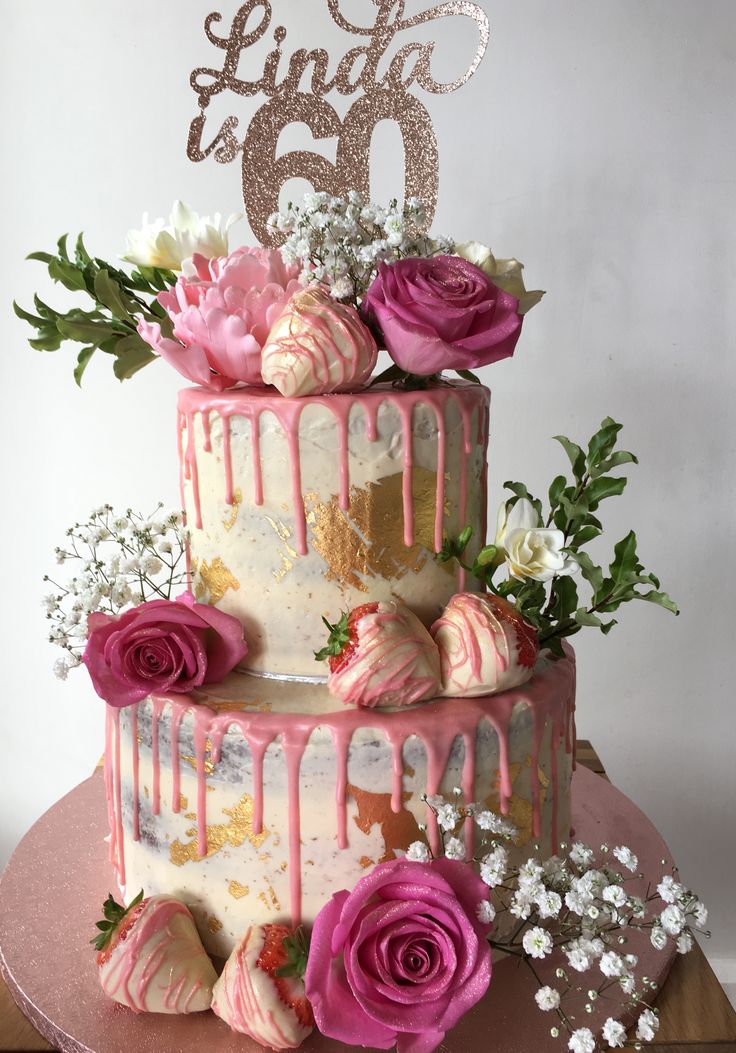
187;1;489;243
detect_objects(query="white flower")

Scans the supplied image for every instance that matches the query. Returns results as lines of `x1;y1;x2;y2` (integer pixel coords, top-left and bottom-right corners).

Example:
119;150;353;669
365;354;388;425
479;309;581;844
602;884;627;909
636;1009;659;1042
569;843;595;868
542;855;567;883
42;593;57;614
657;875;684;904
475;810;517;839
123;200;240;271
612;845;638;872
523;927;553;959
599;951;624;978
495;497;539;550
629;896;646;918
650;925;668;950
436;803;460;831
53;657;71;681
565;937;604;972
565;888;591;916
506;526;579;583
510;891;535;920
692;900;708;927
602;1017;626;1048
476;900;496;925
534;986;560;1011
444;837;465;861
143;556;163;576
660;903;686;936
406;841;430;863
536;890;563;919
480;845;508;887
619;971;636;995
677;931;693;954
455;241;545;315
568;1027;596;1053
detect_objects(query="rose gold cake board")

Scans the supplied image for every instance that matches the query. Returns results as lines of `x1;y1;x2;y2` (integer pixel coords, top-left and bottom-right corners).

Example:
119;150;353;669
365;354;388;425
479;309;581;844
0;766;676;1053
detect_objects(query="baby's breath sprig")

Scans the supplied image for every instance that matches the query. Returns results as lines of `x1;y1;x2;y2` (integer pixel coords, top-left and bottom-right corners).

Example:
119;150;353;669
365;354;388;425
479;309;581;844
406;791;709;1051
42;503;187;680
267;191;453;306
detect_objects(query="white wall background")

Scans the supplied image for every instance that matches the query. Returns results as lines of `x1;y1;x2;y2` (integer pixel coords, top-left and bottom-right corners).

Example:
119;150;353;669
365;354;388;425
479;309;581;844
1;0;735;978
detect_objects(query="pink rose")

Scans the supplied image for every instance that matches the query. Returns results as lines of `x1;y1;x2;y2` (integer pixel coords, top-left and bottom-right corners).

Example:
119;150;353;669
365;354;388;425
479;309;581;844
304;858;492;1053
82;593;247;707
363;255;523;376
138;247;301;390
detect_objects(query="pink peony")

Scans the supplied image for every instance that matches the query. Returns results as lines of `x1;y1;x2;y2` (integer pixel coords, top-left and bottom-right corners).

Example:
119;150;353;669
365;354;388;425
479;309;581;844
363;255;523;376
82;592;247;707
304;858;492;1053
138;247;301;390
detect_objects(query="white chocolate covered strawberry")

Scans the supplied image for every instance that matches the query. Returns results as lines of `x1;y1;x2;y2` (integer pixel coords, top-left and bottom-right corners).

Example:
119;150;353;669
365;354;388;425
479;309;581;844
212;924;314;1048
94;891;216;1013
261;286;377;397
317;601;441;708
431;593;539;697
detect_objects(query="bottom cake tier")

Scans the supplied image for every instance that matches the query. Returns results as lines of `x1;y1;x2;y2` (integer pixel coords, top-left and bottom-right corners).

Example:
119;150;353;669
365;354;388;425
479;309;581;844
105;652;576;957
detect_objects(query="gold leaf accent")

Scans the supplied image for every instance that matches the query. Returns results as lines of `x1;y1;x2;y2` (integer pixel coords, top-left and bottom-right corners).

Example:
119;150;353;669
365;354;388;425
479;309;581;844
304;468;452;591
348;783;421;863
180;753;215;776
485;760;549;847
228;880;250;900
179;794;188;812
169;793;269;866
223;488;243;532
194;558;240;603
257;885;282;913
359;855;374;869
207;915;223;934
265;516;297;583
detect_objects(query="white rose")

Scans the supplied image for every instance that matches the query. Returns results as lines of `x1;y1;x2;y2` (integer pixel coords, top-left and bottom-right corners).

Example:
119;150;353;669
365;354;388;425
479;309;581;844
495;496;539;550
505;526;579;582
455;241;545;314
123;200;241;271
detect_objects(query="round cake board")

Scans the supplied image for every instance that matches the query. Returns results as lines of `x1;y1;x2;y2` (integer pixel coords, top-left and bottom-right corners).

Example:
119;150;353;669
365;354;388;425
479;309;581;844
0;766;676;1053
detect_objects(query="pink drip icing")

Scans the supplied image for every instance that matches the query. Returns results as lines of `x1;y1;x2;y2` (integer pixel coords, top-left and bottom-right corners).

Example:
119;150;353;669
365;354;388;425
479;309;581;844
151;697;162;816
332;727;351;849
193;711;210;858
170;707;184;814
104;708;117;870
121;649;575;926
176;383;488;565
201;410;212;453
131;706;140;842
222;413;234;505
530;705;543;840
387;733;405;815
111;708;125;886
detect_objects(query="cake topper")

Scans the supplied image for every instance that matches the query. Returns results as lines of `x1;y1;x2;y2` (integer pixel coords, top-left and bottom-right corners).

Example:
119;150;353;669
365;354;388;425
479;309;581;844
186;1;490;243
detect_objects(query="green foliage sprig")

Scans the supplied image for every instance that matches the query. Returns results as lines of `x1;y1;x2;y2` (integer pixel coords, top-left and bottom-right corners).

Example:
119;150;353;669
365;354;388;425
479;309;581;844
14;234;176;384
438;417;678;656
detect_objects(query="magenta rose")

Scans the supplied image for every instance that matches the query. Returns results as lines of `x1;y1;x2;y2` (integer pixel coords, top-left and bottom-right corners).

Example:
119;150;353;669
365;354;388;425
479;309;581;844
363;255;523;376
82;592;247;708
304;858;492;1053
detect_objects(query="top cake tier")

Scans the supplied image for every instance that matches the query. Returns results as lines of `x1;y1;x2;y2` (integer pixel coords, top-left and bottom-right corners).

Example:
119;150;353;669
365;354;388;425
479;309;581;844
179;382;490;678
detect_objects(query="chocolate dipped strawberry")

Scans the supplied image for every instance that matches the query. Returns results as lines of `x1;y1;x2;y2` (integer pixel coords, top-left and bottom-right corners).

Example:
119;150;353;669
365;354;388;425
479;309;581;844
93;891;216;1013
212;924;313;1048
316;600;441;707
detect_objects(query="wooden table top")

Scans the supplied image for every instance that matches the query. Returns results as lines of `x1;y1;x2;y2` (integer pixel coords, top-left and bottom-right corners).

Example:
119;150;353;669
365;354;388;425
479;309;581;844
2;741;734;1052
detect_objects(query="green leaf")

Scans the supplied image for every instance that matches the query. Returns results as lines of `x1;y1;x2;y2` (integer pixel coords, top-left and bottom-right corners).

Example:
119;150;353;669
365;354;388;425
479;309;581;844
94;269;136;322
26;250;54;264
551;576;579;622
29;329;62;351
574;608;603;627
48;258;88;292
369;363;408;387
587;418;622;468
113;344;157;381
75;232;92;266
13;300;47;326
92;889;144;953
474;544;497;568
57;233;70;260
554;435;586;482
569;524;601;548
548;474;567;511
57;317;119;344
609;531;642;588
591;450;638;478
74;347;96;387
457;369;481;384
586;475;627;509
314;612;350;663
599;619;618;634
575;551;604;595
637;590;679;615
